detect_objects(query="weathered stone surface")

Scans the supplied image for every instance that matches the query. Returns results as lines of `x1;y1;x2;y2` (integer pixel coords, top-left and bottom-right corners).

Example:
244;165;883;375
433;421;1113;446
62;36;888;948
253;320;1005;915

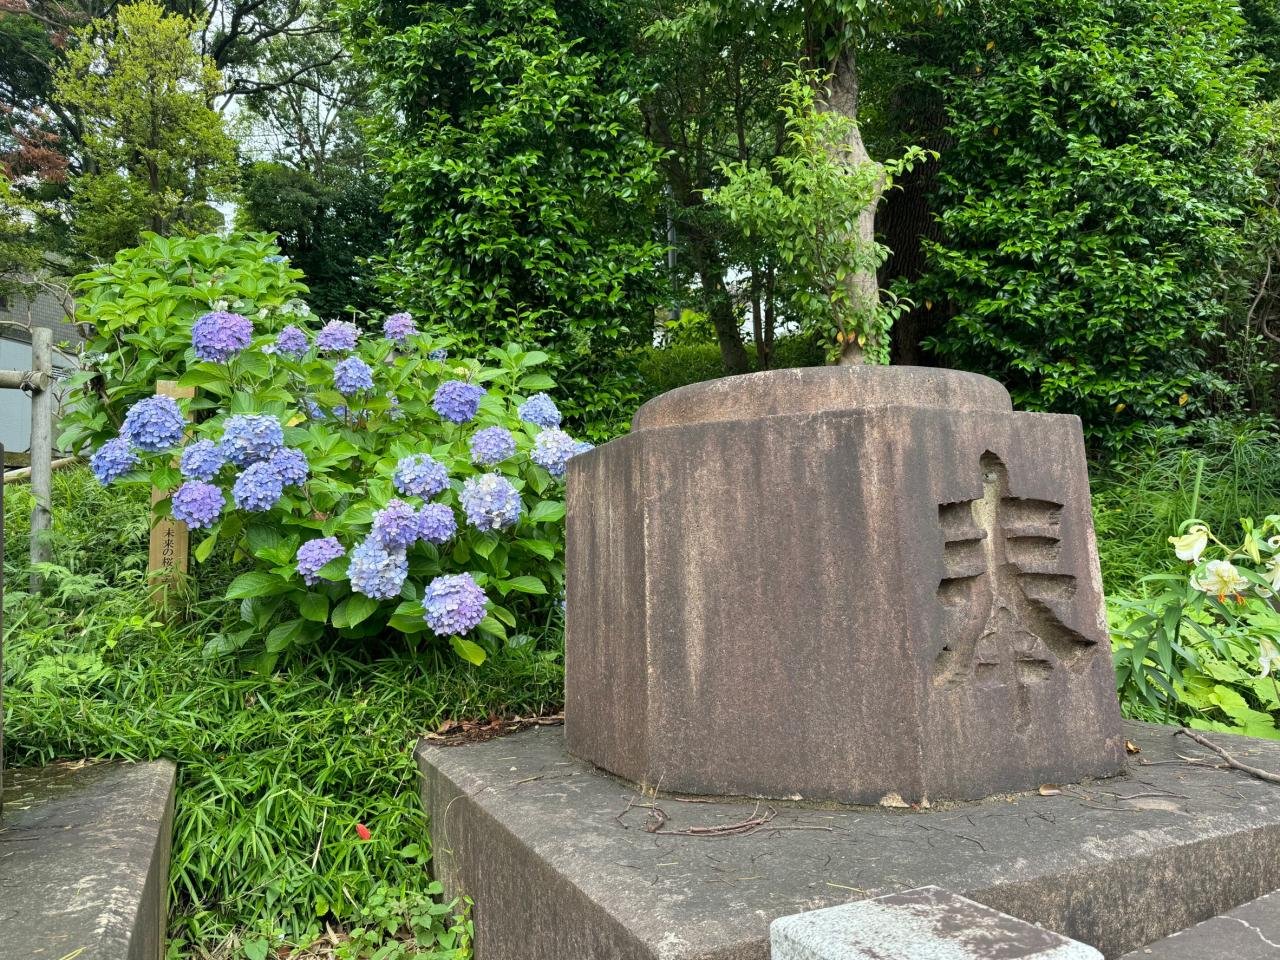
565;366;1125;804
1118;888;1280;959
771;886;1102;960
420;721;1280;960
0;760;176;960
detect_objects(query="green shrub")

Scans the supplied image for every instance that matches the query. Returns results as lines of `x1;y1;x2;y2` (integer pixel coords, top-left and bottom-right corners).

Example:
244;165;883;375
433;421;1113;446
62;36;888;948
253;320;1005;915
632;335;825;404
3;467;559;953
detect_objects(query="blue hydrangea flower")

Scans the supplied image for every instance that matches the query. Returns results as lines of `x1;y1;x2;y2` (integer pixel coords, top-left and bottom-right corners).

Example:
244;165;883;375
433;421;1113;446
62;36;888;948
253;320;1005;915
575;440;595;456
428;348;449;362
315;320;360;353
179;439;225;481
170;480;224;529
270;447;309;486
432;380;485;424
232;461;284;512
296;537;345;586
276;325;309;357
372;498;421;549
393;454;449;498
416;503;457;545
518;393;561;428
122;395;186;452
263;254;287;264
347;536;408;600
192;311;252;363
334;356;374;396
383;312;416;343
424;573;488;637
460;473;522;532
531;428;585;478
469;426;516;466
90;437;138;484
220;414;284;467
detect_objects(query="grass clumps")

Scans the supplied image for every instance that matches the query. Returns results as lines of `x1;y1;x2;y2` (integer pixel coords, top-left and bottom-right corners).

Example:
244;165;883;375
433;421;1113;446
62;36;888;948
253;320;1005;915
3;466;561;956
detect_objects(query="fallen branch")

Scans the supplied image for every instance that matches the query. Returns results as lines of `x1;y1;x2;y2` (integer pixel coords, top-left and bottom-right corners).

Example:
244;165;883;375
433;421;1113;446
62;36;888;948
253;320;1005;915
5;456;77;483
1176;728;1280;785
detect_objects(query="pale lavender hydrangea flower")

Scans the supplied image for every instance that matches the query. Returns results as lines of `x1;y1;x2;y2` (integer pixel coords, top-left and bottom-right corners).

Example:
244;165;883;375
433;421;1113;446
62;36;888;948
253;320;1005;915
170;480;224;529
334;356;374;395
424;573;487;636
531;428;584;478
416;503;457;545
270;448;309;486
383;312;416;342
276;325;309;357
315;319;360;353
517;393;561;428
192;311;252;363
220;414;284;466
347;536;408;599
372;498;421;548
393;454;449;498
469;426;516;466
460;473;522;532
122;395;186;452
232;461;284;511
90;437;138;484
180;439;225;481
432;380;485;424
296;537;345;586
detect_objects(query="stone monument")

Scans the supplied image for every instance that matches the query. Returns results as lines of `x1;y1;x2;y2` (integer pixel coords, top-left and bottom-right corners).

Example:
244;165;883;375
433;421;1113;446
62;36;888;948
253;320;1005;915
566;366;1125;803
418;366;1280;960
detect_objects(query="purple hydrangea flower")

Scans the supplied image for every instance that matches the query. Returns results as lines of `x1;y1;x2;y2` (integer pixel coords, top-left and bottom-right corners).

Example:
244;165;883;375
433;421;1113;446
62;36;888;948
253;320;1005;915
315;320;360;353
192;311;252;363
90;437;138;484
334;356;374;396
122;395;186;452
270;447;309;486
469;426;516;466
372;498;421;549
296;537;345;586
170;480;224;529
518;393;561;428
383;312;417;343
432;380;485;424
416;503;457;545
276;325;309;357
428;348;449;362
232;461;284;512
393;454;449;498
460;473;522;532
180;439;225;481
424;572;488;637
347;536;408;600
531;428;585;478
220;414;284;467
303;399;347;421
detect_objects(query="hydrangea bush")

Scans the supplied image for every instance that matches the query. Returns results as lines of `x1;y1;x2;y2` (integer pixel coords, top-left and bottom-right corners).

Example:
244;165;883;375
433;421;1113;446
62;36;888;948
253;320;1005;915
83;304;590;668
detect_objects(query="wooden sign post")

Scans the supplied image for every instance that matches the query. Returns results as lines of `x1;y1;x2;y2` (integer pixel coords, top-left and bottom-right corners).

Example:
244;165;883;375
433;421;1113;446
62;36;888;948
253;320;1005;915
148;380;196;607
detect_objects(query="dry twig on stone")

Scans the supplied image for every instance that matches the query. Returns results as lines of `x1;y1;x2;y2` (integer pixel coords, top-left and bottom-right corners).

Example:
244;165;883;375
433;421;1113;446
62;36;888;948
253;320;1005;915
1176;727;1280;785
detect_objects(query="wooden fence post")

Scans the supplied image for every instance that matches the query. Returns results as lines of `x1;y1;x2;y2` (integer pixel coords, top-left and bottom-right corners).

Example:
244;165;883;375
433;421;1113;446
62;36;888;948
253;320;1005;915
148;380;196;607
29;328;52;593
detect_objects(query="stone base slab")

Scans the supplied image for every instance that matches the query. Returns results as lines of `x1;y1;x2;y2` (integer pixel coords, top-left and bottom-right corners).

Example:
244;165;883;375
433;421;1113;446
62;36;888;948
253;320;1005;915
0;760;176;960
419;721;1280;960
1118;887;1280;959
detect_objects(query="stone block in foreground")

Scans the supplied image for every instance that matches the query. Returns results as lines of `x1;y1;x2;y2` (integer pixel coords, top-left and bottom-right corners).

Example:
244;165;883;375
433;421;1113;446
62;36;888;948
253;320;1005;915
0;760;176;960
1118;888;1280;959
420;722;1280;960
565;366;1125;805
771;886;1102;960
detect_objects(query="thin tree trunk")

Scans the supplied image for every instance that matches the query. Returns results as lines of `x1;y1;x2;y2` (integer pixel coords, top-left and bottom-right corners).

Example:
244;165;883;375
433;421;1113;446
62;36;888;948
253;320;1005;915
815;43;884;365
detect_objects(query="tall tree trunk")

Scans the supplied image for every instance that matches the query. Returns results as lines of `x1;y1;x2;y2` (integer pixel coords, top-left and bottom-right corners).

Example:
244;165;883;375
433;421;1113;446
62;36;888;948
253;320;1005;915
815;43;884;366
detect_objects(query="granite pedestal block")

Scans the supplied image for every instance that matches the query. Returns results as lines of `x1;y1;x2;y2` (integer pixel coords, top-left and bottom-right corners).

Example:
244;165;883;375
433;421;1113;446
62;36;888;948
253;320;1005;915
0;760;176;960
1118;888;1280;959
771;886;1102;960
565;366;1125;805
420;722;1280;960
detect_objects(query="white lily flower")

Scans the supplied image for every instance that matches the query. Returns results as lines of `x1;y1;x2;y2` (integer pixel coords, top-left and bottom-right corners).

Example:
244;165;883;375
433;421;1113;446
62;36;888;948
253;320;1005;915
1267;557;1280;595
1193;559;1249;599
1261;638;1280;678
1170;525;1210;563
